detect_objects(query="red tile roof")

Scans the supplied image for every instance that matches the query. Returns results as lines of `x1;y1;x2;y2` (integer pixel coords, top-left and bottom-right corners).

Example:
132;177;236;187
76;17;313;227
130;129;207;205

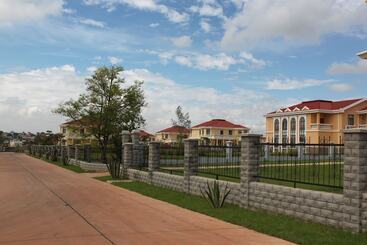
157;125;190;134
192;119;247;129
359;106;367;111
132;130;153;137
270;98;363;114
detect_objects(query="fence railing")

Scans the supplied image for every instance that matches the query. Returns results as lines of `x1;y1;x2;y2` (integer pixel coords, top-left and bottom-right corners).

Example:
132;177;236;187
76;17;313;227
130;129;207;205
159;144;184;175
130;144;149;171
197;145;240;180
258;143;344;189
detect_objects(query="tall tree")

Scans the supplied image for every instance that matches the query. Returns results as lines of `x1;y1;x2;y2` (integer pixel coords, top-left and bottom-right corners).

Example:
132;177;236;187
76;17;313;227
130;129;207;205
171;105;191;128
54;66;146;164
171;105;191;143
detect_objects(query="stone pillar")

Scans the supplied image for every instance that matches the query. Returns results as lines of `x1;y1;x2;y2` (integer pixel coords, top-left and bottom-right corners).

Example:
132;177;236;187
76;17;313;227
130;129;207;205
240;134;261;208
184;139;198;193
122;143;133;178
343;129;367;233
75;145;79;162
67;146;71;160
148;142;160;183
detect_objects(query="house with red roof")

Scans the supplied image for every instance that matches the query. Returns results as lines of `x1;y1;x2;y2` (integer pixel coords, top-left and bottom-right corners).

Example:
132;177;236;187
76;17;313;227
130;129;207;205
60;119;95;146
132;129;154;142
265;98;367;144
155;125;190;144
190;119;249;145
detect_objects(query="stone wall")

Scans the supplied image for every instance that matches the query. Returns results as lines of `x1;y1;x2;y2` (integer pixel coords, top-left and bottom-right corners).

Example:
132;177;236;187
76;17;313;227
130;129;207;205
249;182;345;228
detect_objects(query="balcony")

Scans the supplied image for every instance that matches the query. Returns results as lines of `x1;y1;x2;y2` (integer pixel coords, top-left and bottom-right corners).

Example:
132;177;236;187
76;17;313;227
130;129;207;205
310;123;332;130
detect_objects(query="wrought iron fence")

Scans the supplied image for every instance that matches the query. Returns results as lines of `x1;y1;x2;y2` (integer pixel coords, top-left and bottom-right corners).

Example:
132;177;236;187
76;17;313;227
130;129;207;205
159;144;184;175
130;144;149;171
197;145;241;180
258;143;344;189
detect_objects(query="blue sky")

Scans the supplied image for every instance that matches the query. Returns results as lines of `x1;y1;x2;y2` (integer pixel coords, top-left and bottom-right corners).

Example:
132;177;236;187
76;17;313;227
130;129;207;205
0;0;366;133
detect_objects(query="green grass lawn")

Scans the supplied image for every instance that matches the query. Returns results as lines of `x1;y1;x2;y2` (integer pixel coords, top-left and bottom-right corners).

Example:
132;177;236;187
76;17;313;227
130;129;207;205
29;155;94;173
109;180;366;245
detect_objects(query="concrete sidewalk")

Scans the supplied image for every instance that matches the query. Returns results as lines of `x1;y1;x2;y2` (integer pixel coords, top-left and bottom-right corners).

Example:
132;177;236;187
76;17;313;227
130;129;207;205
0;153;294;245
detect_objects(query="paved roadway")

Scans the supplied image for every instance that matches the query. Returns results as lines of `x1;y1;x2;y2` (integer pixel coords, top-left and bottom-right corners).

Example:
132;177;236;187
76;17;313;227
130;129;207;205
0;153;293;245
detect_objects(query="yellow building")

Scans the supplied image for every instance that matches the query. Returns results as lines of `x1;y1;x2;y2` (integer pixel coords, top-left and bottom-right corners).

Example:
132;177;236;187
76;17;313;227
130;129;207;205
265;98;367;144
60;120;95;146
190;119;249;145
155;125;190;144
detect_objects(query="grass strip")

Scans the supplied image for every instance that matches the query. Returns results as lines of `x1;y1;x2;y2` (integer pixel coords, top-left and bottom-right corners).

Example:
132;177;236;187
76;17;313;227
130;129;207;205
29;155;93;173
110;180;367;245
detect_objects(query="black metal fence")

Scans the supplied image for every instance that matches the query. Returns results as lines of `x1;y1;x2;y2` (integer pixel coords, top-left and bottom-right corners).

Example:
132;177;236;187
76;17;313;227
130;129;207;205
130;144;149;171
258;143;344;189
197;145;241;180
159;144;184;174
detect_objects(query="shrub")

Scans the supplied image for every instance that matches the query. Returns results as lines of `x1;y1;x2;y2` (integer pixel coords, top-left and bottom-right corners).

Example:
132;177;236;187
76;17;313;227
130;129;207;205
200;181;231;208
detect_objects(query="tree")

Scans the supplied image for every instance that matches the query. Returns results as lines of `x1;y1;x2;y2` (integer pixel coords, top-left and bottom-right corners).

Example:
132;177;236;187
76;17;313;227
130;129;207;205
33;131;63;145
171;105;191;143
53;66;146;165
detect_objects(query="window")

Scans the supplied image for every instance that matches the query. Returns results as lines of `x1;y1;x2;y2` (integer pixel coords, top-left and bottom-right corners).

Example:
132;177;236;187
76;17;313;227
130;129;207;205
62;128;66;134
290;118;296;144
282;119;288;131
299;117;306;143
238;130;242;134
274;119;280;132
206;129;210;135
348;114;355;126
220;130;224;135
320;118;325;124
163;134;168;139
229;130;233;135
281;119;288;143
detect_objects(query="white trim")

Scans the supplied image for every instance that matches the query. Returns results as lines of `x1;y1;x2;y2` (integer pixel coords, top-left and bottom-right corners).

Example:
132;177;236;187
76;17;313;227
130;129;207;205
284;108;291;112
302;106;309;111
293;107;300;111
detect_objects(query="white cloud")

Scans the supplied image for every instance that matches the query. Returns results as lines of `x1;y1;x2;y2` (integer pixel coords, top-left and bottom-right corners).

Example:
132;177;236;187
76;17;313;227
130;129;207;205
328;60;367;74
0;65;288;133
190;0;225;18
83;0;189;23
221;0;367;51
122;69;285;133
171;36;192;48
143;49;266;71
87;66;98;73
239;52;266;68
78;18;105;28
200;19;211;33
0;0;64;24
149;23;159;28
108;56;123;64
266;79;331;90
0;65;84;132
329;83;353;92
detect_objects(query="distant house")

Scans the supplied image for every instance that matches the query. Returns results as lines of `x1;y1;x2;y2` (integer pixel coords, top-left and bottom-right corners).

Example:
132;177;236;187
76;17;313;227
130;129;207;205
265;98;367;144
155;125;190;144
190;119;249;145
132;130;154;142
60;119;95;146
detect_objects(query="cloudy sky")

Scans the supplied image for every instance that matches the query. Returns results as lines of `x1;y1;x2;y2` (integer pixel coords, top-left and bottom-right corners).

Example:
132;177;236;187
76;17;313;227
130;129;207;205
0;0;366;134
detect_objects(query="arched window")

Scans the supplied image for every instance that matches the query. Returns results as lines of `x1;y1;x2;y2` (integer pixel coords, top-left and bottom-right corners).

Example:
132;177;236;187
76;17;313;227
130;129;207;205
282;119;288;131
299;117;306;143
274;119;279;132
282;119;288;143
290;118;296;144
274;119;280;143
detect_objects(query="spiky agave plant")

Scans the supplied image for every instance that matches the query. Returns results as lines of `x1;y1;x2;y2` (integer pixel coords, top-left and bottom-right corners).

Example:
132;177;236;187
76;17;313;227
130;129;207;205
200;181;231;208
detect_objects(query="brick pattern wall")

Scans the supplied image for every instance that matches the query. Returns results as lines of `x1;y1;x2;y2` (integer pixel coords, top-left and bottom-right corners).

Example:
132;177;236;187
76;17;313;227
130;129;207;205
249;182;345;227
69;159;108;172
127;169;150;183
363;193;367;232
152;172;184;192
190;176;241;205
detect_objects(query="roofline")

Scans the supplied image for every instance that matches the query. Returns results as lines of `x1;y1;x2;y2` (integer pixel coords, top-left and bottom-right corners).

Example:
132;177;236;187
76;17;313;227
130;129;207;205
192;126;247;129
265;98;366;117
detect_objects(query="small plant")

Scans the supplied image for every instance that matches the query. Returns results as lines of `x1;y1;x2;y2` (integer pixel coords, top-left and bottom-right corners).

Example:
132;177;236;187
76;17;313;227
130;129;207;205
107;160;121;179
200;181;231;208
62;154;69;166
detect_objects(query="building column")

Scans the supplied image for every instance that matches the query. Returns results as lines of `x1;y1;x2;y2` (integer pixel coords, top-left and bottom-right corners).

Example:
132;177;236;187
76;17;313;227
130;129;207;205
184;139;198;193
240;134;261;208
343;129;367;233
